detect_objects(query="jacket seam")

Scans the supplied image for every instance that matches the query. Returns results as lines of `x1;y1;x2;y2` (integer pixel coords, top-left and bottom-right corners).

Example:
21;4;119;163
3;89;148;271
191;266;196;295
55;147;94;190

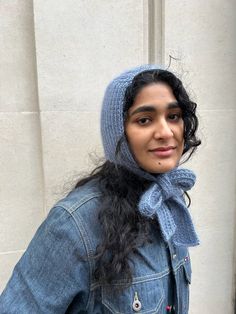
59;192;102;214
91;258;187;290
66;209;95;311
57;206;92;309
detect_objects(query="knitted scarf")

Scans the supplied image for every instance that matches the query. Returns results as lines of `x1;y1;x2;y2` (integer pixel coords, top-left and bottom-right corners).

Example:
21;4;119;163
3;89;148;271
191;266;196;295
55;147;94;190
138;168;200;247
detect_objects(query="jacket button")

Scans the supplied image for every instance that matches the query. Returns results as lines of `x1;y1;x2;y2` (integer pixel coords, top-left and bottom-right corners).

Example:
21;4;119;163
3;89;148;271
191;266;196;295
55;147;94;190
172;254;177;259
133;292;142;312
132;300;142;312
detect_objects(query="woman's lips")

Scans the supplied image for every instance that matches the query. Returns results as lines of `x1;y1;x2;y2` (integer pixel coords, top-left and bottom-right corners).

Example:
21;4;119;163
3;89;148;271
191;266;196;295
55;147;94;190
150;147;176;158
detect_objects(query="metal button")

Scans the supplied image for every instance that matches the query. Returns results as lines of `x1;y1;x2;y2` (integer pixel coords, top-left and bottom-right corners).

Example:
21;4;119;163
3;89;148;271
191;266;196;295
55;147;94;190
172;253;177;259
132;292;142;312
132;300;141;312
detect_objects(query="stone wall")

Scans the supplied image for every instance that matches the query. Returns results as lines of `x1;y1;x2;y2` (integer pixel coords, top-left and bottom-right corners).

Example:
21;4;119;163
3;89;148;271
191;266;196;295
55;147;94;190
0;1;235;312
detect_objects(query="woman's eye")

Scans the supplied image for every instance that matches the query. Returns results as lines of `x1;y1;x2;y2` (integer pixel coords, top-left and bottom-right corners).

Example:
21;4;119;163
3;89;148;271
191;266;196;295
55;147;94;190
137;117;151;125
168;113;182;121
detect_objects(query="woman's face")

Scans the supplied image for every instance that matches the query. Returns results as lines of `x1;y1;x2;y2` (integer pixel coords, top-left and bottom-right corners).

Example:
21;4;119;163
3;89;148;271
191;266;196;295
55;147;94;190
125;82;184;174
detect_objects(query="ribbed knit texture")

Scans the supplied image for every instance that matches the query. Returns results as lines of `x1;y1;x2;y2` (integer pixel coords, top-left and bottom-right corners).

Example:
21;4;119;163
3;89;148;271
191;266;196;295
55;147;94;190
101;64;164;180
100;64;200;247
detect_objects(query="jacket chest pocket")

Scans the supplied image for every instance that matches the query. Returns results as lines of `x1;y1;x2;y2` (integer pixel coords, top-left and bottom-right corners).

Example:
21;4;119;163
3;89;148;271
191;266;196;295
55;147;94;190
101;278;164;314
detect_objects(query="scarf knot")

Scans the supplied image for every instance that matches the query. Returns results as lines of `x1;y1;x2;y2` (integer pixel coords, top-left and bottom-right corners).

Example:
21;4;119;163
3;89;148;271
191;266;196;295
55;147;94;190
138;168;200;247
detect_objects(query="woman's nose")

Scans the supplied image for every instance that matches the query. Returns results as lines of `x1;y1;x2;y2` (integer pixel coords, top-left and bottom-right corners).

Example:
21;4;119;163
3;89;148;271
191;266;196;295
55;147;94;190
153;119;173;140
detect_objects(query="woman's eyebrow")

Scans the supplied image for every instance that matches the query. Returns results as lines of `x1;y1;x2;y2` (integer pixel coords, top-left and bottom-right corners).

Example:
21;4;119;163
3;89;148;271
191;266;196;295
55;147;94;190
129;101;180;116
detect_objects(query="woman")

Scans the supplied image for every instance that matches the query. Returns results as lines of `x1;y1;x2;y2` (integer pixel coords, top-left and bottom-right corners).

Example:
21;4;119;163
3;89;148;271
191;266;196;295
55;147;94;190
0;64;201;313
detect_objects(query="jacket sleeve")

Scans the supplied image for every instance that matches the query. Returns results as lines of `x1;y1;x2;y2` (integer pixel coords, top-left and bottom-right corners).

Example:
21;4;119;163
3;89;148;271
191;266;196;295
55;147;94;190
0;206;91;314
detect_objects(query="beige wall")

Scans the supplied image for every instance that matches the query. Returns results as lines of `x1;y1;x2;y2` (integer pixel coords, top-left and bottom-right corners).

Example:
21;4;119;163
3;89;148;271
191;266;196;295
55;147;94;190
0;1;235;313
163;1;236;313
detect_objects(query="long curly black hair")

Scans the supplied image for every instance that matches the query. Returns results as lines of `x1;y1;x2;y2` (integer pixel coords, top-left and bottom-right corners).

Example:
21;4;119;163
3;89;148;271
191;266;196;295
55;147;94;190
75;69;201;288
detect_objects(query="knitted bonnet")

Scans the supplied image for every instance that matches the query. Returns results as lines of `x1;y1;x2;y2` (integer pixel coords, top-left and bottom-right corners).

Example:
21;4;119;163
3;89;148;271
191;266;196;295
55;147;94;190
100;64;161;180
100;65;200;247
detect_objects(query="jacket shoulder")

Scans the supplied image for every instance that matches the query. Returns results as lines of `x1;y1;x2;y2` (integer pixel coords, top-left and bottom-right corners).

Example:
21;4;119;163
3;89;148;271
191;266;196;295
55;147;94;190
55;179;103;215
54;180;104;249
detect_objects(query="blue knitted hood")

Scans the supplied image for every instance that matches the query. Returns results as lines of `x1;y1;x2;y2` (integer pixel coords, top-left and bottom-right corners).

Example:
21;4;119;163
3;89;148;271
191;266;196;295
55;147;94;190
100;64;200;247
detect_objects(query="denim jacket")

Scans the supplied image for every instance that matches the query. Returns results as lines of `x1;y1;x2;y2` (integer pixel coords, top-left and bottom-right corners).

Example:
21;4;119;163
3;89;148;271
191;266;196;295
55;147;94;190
0;179;192;314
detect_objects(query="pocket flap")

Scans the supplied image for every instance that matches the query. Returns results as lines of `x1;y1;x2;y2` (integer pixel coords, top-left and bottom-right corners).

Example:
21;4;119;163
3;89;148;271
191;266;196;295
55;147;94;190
102;278;164;314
